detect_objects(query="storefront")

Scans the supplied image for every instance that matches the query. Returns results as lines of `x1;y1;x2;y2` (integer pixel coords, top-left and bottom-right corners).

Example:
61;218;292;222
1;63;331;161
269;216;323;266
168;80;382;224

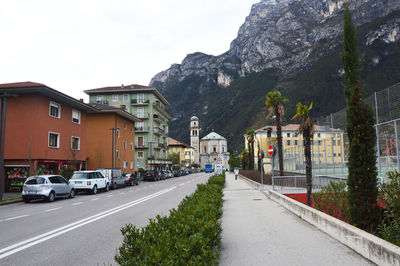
5;165;30;192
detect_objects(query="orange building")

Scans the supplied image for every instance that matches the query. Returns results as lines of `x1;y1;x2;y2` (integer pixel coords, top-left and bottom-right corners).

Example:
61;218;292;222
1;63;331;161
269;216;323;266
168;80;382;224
0;82;98;192
86;103;141;172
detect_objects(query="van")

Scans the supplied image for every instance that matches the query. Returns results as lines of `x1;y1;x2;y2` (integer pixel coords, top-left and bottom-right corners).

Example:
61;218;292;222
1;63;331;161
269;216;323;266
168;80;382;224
97;168;125;189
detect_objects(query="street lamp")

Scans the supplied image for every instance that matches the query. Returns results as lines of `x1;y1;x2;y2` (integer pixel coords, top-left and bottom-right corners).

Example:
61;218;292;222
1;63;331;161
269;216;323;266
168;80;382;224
0;93;18;201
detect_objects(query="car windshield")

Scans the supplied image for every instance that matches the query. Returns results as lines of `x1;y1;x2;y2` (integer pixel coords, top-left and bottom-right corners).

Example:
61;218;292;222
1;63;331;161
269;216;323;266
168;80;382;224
25;177;46;185
71;173;89;179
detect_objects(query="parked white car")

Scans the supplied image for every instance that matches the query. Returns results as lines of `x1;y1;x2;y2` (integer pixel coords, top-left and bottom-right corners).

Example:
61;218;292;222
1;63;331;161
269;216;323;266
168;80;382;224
69;171;110;194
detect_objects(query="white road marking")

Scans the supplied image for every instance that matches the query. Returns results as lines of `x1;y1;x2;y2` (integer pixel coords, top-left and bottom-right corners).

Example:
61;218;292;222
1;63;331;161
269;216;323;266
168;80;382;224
72;202;83;206
179;183;185;187
0;215;29;222
90;198;100;201
45;207;61;212
0;186;177;260
129;190;134;192
119;192;125;195
106;195;113;198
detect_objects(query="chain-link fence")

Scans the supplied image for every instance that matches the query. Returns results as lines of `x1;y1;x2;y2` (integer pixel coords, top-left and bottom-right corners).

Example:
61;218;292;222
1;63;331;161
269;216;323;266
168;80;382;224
311;82;400;181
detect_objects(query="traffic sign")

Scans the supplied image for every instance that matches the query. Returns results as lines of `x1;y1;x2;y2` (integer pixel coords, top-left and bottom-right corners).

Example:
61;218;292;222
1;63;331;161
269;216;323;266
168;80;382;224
268;145;275;156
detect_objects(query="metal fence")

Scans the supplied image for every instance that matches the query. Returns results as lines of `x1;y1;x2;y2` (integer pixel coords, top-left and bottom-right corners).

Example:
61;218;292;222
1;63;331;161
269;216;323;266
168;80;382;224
272;175;347;192
312;82;400;181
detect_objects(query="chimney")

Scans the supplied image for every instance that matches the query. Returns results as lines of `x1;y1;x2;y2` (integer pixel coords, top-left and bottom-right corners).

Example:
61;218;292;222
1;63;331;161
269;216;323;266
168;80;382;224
79;99;84;103
120;105;126;110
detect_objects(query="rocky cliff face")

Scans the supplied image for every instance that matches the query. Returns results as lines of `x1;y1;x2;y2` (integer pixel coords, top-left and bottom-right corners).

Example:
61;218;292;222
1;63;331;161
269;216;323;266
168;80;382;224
150;0;400;90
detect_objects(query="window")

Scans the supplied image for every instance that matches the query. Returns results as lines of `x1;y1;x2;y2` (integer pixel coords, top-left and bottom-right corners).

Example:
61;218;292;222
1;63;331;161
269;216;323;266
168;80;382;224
123;120;127;130
317;133;321;138
204;146;207;153
318;140;322;145
49;101;60;118
123;94;129;102
116;149;120;159
130;142;134;150
49;132;60;148
222;147;225;152
113;95;119;102
138;152;144;158
213;146;216;152
332;140;336;146
124;140;127;150
123;160;127;169
294;140;298;145
71;136;80;150
137;107;144;118
130;160;133;169
136;122;144;131
287;133;290;138
137;94;144;103
131;122;134;132
97;95;103;102
287;140;291;146
72;109;81;124
116;129;120;138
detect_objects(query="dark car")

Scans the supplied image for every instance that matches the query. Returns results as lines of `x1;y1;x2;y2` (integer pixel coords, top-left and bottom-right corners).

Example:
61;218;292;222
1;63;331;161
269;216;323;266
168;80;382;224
123;173;139;186
172;170;179;177
161;170;169;179
143;170;159;181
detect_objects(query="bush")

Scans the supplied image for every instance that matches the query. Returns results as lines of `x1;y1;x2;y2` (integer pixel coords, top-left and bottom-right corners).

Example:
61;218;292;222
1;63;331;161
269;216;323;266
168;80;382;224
379;171;400;246
115;174;225;265
313;181;349;222
208;173;226;187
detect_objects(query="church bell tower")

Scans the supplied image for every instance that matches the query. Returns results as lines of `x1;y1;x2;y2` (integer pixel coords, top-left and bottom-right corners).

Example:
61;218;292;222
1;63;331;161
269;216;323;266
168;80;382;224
190;116;200;165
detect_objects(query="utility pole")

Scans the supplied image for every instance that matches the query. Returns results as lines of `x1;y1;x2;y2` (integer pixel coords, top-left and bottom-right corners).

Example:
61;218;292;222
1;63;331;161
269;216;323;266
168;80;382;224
0;93;18;201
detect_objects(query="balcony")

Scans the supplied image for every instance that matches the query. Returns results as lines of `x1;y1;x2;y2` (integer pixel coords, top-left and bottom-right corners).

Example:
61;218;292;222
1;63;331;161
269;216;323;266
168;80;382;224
153;102;171;119
154;143;167;150
153;127;167;137
135;142;148;149
136;112;150;119
135;126;150;133
131;99;149;106
153;114;166;124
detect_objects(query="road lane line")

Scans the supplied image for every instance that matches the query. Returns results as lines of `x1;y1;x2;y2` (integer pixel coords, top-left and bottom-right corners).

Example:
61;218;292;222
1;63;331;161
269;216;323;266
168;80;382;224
119;192;125;195
106;195;113;198
0;186;176;260
129;190;134;192
72;202;83;206
0;215;29;222
90;198;100;201
179;183;185;187
45;207;61;212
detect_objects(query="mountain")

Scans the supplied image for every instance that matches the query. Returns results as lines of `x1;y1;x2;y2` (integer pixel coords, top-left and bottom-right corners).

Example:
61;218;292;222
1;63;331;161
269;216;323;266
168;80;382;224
150;0;400;151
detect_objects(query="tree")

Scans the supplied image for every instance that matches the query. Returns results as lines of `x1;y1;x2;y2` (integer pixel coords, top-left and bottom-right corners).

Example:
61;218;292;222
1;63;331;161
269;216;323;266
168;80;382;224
341;2;380;232
292;102;314;206
168;152;180;168
228;157;240;171
246;129;255;170
265;91;288;176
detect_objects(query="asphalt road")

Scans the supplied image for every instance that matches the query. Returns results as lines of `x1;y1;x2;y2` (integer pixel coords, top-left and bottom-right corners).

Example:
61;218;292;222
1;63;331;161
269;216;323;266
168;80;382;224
0;173;211;266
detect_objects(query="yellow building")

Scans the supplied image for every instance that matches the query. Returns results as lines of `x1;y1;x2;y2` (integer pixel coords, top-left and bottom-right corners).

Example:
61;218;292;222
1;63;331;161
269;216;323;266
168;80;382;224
168;137;195;169
244;124;345;171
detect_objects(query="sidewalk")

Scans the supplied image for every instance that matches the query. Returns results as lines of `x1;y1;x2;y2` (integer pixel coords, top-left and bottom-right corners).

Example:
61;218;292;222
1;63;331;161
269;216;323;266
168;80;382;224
219;172;372;266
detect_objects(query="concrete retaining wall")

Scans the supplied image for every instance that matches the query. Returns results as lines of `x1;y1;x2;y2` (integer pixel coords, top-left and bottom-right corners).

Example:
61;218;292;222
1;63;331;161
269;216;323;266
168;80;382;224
239;174;400;266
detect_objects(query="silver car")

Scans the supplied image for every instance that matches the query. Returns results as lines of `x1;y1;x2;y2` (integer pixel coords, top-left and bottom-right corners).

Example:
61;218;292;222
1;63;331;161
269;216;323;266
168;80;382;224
22;175;75;203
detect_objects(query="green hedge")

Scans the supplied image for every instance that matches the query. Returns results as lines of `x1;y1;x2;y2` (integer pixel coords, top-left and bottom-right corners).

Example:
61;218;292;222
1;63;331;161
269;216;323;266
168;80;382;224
115;174;225;265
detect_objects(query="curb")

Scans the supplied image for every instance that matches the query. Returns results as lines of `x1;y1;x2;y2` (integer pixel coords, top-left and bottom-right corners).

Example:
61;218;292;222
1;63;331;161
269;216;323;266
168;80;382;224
239;174;400;266
0;199;23;206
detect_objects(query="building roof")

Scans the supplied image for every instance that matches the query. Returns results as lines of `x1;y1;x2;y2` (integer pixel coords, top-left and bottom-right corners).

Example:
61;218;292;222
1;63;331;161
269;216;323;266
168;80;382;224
190;116;199;121
255;123;343;133
84;84;169;106
0;81;98;113
168;137;192;148
87;103;141;122
201;132;226;140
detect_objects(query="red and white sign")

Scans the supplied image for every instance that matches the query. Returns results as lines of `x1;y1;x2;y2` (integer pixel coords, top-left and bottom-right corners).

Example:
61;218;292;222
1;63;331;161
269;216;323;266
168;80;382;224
268;145;275;156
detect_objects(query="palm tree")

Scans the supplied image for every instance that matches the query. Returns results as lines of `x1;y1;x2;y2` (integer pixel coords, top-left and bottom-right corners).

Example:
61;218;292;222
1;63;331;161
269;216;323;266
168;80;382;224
246;129;255;170
292;102;314;206
265;91;288;176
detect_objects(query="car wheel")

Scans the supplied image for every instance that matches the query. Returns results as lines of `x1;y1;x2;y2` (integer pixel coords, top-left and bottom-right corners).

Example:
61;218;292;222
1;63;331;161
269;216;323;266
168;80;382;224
112;182;117;190
47;191;55;202
69;189;75;198
130;180;134;186
105;183;110;192
23;198;30;203
92;185;98;194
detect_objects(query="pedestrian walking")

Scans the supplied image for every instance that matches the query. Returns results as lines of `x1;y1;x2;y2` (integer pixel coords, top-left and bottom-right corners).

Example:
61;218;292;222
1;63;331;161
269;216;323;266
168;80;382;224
234;168;239;180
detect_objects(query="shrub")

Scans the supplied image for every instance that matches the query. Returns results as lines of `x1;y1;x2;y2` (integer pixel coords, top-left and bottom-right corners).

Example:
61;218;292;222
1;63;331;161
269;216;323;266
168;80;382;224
379;171;400;246
208;173;226;187
115;174;225;265
313;181;349;222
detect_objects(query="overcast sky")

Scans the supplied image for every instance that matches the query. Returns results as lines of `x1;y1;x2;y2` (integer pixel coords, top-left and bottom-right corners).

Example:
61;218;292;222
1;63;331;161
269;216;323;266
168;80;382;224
0;0;258;100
